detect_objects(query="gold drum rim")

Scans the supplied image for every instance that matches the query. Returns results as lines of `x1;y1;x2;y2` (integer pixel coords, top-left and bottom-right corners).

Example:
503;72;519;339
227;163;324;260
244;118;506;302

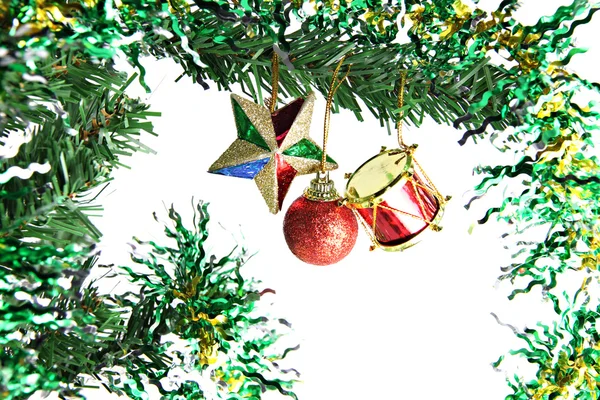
344;148;413;209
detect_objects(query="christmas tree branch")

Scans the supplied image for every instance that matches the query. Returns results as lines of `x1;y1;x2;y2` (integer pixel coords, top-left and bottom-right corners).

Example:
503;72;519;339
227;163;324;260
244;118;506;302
140;7;512;131
2;1;600;399
1;1;519;133
1;51;159;246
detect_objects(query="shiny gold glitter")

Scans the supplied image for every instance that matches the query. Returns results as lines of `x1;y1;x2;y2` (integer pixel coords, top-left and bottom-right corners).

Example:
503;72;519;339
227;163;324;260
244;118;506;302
283;154;336;175
255;157;278;214
208;139;266;171
231;94;278;151
209;93;339;214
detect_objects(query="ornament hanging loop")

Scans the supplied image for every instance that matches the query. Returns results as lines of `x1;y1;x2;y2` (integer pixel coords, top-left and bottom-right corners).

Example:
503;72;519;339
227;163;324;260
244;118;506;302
322;54;352;173
397;69;408;148
268;51;280;114
396;69;446;209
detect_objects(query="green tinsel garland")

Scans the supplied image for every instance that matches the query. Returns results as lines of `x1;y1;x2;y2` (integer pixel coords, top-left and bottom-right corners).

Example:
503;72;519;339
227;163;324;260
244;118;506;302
1;202;299;399
1;1;599;399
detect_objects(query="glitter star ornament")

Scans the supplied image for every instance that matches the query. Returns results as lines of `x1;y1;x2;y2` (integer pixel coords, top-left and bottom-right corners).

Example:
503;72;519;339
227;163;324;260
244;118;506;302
209;93;338;214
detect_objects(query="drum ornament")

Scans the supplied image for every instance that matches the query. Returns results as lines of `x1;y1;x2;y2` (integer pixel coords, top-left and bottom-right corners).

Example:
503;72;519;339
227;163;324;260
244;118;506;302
343;71;450;252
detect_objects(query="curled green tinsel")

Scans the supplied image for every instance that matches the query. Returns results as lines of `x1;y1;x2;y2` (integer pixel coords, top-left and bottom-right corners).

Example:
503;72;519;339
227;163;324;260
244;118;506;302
494;281;600;399
0;202;299;399
0;239;93;398
2;1;600;399
114;201;299;399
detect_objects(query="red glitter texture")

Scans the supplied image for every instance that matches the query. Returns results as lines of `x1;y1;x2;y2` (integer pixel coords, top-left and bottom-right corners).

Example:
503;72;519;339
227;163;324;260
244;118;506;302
283;196;358;265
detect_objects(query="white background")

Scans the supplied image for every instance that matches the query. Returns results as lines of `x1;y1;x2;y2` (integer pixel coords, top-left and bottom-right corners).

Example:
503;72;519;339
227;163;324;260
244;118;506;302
80;1;599;399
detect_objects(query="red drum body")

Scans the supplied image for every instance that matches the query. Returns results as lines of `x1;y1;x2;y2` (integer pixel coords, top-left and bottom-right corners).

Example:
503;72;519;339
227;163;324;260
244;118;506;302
344;147;446;251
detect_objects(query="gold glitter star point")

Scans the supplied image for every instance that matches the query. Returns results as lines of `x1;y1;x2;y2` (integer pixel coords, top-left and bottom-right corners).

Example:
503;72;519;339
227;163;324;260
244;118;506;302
208;92;338;214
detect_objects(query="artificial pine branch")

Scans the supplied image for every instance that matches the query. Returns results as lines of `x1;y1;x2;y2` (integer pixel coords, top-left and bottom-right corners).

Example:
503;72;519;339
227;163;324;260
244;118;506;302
2;1;600;400
1;1;515;132
0;0;593;139
1;50;159;246
139;7;512;130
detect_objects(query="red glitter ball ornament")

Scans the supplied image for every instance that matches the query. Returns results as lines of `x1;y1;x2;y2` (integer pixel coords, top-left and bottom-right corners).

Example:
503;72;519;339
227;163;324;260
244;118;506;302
283;174;358;265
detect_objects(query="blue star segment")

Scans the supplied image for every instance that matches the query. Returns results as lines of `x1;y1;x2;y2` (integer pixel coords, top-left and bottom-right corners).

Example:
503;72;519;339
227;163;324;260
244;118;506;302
211;158;270;179
208;92;338;214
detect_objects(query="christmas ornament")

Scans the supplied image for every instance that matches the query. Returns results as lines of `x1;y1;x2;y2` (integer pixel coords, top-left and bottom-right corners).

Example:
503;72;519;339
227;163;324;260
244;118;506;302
283;55;358;265
344;73;449;251
208;54;337;214
345;145;448;251
284;173;358;265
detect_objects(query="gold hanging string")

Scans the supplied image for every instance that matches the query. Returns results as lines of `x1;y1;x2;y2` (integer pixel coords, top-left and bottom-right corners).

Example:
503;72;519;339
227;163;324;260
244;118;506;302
397;70;407;148
395;71;448;205
270;52;280;114
321;55;352;173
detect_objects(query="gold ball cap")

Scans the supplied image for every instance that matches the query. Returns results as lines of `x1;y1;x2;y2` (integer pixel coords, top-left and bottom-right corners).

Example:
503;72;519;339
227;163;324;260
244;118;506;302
303;172;340;201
